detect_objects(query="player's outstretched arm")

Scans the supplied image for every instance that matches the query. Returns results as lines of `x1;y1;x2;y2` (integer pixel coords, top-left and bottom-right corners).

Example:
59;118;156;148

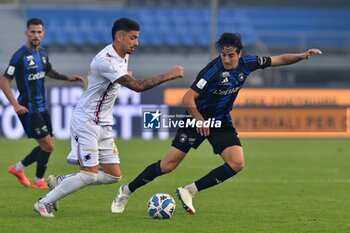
271;48;322;67
116;66;184;92
47;69;85;86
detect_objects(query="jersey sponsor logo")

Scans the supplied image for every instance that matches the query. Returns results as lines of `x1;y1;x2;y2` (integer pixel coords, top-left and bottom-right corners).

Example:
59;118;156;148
7;66;15;75
28;71;45;81
213;86;241;95
258;56;267;65
196;78;207;89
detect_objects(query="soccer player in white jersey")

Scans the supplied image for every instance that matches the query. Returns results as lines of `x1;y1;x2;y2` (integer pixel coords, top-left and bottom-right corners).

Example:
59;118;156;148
34;18;184;217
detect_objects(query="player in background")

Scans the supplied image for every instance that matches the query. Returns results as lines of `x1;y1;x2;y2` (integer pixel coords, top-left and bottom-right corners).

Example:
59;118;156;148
0;18;84;189
34;18;184;217
111;32;322;214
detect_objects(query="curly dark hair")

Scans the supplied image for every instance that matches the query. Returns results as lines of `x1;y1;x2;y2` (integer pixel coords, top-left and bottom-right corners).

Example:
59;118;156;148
215;32;243;54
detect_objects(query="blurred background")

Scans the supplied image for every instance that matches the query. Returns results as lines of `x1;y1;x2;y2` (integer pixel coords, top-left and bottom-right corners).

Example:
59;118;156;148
0;0;349;139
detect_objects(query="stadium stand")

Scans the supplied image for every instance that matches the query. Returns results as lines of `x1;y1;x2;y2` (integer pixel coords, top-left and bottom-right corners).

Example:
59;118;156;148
1;2;349;88
26;7;350;54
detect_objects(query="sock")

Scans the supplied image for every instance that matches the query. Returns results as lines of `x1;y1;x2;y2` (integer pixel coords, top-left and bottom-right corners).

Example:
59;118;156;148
15;161;25;171
40;171;97;204
35;149;51;179
194;163;237;191
122;184;132;195
93;170;121;185
184;183;198;195
56;174;75;185
21;146;41;168
128;160;163;192
55;170;121;186
34;176;44;182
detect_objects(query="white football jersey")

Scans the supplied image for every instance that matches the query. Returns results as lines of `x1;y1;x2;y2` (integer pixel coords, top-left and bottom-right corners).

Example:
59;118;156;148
73;44;129;125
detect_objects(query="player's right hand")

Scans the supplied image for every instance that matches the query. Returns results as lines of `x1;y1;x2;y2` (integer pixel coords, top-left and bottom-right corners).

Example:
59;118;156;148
196;120;210;137
304;48;322;59
14;104;28;115
170;66;184;79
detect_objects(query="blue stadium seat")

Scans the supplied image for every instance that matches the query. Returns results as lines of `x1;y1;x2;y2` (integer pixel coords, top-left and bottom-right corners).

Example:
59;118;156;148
25;7;350;50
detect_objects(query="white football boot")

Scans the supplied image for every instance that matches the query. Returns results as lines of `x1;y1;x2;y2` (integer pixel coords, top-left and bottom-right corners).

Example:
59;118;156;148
176;187;196;215
34;199;55;217
111;185;131;213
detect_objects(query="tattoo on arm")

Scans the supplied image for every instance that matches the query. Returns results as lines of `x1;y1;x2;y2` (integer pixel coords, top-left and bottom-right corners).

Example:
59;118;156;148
116;74;171;92
47;69;69;81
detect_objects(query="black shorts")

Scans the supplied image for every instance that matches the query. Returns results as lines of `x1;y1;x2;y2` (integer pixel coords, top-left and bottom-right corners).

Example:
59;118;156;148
171;123;242;155
18;110;53;139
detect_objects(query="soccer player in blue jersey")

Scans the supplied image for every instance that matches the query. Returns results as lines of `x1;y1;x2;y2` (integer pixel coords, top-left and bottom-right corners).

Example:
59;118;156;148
111;32;322;215
0;18;84;189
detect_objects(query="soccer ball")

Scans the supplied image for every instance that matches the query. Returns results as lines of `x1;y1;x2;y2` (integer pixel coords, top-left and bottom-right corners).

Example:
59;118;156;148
147;193;176;219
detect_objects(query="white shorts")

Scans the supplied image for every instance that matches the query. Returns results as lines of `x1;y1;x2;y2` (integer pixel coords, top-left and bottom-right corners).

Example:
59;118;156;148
67;117;120;167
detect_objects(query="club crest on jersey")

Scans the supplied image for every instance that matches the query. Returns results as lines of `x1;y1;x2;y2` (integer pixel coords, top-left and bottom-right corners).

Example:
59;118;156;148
238;73;245;82
221;72;230;85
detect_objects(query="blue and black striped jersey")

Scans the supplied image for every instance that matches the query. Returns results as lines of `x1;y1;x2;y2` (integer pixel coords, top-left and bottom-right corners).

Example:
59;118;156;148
4;45;52;113
190;55;271;122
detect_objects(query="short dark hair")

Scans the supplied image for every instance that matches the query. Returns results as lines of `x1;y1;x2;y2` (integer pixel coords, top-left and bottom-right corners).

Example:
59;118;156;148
215;33;243;54
111;18;140;41
27;18;44;28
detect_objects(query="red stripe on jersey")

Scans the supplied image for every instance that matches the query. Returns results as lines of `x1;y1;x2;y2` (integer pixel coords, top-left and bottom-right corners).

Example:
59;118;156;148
94;83;113;124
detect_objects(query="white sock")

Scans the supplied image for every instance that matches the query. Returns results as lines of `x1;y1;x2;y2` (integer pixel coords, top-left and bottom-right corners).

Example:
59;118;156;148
123;184;132;195
34;177;44;182
55;171;120;186
184;183;198;195
56;174;75;185
93;170;121;185
15;161;25;171
40;171;97;204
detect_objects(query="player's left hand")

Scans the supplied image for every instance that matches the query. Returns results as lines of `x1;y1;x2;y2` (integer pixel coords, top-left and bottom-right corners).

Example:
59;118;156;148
68;75;86;86
304;48;322;59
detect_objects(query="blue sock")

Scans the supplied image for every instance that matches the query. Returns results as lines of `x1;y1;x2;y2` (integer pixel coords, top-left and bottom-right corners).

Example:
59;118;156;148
194;163;237;191
128;160;163;192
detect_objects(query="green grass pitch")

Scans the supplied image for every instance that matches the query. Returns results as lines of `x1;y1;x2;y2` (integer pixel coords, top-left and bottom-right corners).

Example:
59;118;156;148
0;138;349;233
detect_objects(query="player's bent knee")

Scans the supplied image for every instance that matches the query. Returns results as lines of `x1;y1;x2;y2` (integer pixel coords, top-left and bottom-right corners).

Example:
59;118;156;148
233;163;245;173
40;144;54;153
79;171;98;185
161;163;176;174
227;162;244;173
